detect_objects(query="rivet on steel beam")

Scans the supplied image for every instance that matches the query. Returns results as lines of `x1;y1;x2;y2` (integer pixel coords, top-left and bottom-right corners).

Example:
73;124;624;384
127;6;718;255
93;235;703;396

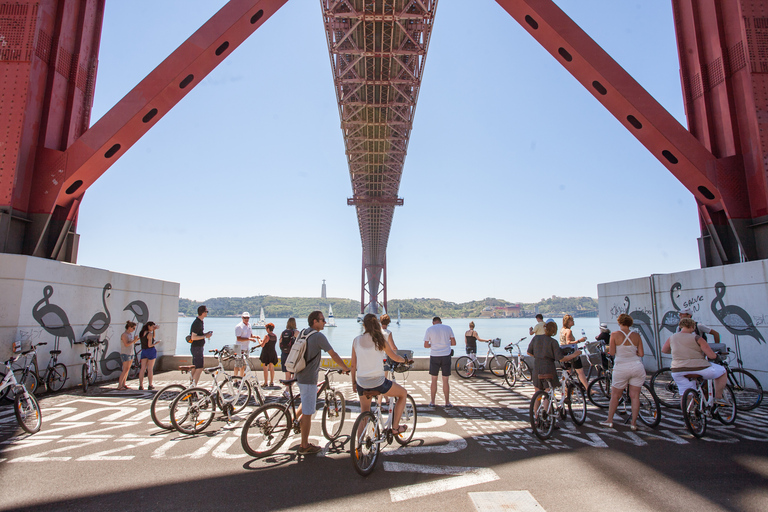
251;10;264;24
142;108;158;123
558;48;572;62
104;144;121;158
627;115;642;129
525;15;539;30
662;150;679;164
65;180;83;195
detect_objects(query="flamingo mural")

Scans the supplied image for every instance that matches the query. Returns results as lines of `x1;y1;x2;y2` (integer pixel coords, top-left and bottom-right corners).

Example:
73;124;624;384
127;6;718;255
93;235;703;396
711;282;765;345
624;296;656;358
32;286;76;346
658;282;683;337
81;283;112;339
123;300;149;327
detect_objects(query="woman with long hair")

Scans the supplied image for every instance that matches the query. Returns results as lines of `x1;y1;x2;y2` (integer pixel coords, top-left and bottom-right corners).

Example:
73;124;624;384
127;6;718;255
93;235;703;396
351;314;411;434
259;323;279;387
138;321;158;390
118;321;137;390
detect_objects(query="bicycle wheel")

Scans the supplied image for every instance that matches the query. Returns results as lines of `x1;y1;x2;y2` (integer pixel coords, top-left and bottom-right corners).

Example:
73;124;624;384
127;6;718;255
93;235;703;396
520;360;532;381
714;385;737;425
241;404;291;457
88;360;97;386
729;368;763;411
587;376;611;408
394;394;417;445
128;359;141;380
650;368;679;408
14;391;42;434
636;383;661;428
504;360;517;388
455;356;475;379
170;387;215;434
529;390;555;440
150;384;186;429
489;355;508;377
7;369;35;400
321;390;346;440
568;384;587;425
350;411;380;476
682;388;706;438
81;364;89;393
221;377;251;414
46;363;67;392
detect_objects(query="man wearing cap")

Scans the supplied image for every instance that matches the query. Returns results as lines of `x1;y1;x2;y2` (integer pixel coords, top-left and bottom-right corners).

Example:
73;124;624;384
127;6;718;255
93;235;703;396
596;323;611;345
676;308;720;343
234;312;259;378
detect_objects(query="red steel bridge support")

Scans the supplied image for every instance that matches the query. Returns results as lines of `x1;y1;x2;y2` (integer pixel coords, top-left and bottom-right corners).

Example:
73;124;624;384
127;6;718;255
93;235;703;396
2;0;767;306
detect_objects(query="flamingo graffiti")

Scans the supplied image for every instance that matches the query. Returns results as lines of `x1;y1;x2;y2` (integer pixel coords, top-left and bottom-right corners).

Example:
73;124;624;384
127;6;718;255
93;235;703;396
81;283;112;340
658;282;683;337
32;285;76;346
711;282;765;345
624;296;656;358
123;300;149;327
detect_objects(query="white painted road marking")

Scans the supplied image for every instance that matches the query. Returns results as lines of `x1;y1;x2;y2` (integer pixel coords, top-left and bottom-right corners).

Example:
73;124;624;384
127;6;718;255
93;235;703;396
383;461;499;502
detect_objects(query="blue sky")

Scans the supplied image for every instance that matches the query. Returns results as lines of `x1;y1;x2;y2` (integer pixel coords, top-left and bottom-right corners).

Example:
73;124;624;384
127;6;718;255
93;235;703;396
76;0;700;304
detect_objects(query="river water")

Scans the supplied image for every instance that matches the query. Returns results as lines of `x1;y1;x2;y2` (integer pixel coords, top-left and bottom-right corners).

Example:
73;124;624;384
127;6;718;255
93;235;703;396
173;316;600;358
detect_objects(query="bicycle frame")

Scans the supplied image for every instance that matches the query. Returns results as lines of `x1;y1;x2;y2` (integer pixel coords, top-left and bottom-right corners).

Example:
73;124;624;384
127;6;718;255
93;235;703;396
469;341;499;368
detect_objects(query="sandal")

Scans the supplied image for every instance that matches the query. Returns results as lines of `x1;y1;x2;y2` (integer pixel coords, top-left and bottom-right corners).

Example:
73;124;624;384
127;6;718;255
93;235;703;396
393;425;408;435
297;443;322;455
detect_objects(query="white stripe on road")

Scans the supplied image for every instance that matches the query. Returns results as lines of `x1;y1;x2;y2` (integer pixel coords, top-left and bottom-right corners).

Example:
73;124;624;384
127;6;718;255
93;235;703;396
383;462;499;502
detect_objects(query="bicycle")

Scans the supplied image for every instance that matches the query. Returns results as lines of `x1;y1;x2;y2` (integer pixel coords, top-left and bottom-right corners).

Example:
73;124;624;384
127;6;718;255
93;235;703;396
127;341;142;381
503;337;532;387
77;335;106;393
240;367;349;457
529;358;587;441
168;348;254;434
350;361;418;476
651;344;762;411
681;374;737;438
0;342;42;434
455;338;508;378
4;340;68;399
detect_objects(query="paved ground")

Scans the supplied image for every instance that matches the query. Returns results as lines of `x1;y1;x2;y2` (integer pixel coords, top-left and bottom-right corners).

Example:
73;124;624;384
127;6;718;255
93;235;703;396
1;370;767;512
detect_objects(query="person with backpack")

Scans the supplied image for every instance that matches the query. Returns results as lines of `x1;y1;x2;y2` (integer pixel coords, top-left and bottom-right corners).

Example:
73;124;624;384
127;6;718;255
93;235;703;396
676;307;721;343
292;310;350;455
279;317;300;380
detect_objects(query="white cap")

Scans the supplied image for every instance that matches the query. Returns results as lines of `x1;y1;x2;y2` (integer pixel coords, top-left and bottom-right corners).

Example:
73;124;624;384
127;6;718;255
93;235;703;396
241;312;250;318
679;307;693;315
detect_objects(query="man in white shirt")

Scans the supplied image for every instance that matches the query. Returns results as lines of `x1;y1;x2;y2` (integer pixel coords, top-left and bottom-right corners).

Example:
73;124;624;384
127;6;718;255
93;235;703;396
234;312;259;377
424;316;456;408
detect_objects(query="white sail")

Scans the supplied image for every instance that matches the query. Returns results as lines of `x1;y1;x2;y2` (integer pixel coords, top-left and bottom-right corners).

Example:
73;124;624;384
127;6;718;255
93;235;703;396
397;308;401;325
252;306;267;329
326;304;337;327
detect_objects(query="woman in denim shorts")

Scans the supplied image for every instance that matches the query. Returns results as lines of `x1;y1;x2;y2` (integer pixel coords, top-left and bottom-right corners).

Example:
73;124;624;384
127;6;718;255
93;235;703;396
118;321;137;390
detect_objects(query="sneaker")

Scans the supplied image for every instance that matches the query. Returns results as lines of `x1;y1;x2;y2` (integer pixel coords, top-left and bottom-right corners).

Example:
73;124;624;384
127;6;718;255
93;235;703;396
599;420;614;428
428;402;435;408
444;403;453;409
148;385;155;390
715;398;730;407
298;444;322;455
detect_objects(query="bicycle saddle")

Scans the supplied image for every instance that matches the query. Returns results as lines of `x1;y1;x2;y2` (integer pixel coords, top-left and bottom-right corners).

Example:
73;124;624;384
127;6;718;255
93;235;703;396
279;378;297;385
537;373;555;380
178;365;195;373
363;390;382;399
49;350;61;355
682;374;704;380
79;354;90;359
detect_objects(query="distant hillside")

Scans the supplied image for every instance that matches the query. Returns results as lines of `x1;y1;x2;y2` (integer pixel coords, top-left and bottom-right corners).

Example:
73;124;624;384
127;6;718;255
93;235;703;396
179;295;598;319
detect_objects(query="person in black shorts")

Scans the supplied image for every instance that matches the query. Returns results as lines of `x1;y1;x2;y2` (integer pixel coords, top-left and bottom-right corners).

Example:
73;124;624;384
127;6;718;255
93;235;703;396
189;305;212;385
424;317;456;408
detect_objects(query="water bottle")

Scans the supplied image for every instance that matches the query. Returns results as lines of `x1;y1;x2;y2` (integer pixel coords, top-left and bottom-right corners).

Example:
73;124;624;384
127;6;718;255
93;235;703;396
581;329;586;341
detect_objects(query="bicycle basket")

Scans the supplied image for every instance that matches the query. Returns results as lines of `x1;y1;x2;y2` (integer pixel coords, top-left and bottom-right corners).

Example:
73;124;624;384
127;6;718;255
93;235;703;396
492;338;501;348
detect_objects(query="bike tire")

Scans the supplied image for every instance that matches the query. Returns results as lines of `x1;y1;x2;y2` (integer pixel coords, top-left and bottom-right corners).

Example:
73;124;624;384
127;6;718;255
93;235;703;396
504;360;517;388
682;388;706;438
520;360;532;381
350;411;380;476
81;364;89;393
0;370;8;401
46;363;67;393
150;384;186;430
321;390;346;440
587;376;611;409
650;367;679;408
714;385;737;425
241;404;291;458
221;376;251;414
455;356;475;379
7;369;36;400
394;394;417;446
530;390;555;441
729;368;763;411
636;383;661;428
489;355;508;377
170;387;215;434
88;360;97;386
14;390;42;434
128;359;141;380
568;384;587;425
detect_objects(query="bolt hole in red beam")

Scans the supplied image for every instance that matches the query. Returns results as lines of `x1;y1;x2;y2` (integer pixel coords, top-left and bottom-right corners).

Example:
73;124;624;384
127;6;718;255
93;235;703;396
142;108;158;123
104;144;121;158
250;10;263;24
65;180;83;195
179;74;194;89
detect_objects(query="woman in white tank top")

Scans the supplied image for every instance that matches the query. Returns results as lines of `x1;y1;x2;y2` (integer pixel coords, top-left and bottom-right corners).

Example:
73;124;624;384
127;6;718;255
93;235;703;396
351;314;410;434
600;313;647;430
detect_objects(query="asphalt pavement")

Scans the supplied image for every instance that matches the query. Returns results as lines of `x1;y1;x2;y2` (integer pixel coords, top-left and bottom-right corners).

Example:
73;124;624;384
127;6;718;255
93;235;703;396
1;369;766;512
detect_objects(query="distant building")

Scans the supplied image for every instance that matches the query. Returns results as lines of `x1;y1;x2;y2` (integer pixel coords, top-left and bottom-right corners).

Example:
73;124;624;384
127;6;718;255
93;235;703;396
479;304;522;318
321;279;327;299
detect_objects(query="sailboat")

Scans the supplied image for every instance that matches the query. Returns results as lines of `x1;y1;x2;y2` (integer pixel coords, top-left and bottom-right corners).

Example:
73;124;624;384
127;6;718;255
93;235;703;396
326;305;337;327
252;307;267;329
397;308;401;325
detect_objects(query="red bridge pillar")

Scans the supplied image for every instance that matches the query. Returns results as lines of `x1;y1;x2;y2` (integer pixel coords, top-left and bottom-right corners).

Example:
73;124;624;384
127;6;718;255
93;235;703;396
0;0;104;261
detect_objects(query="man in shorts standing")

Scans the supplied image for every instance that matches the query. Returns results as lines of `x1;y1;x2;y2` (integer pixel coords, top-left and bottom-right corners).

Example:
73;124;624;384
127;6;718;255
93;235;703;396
424;316;456;408
234;312;259;377
189;305;213;385
295;310;350;455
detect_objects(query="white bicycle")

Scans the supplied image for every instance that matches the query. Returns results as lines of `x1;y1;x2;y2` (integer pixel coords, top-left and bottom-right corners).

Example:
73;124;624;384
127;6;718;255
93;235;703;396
0;342;42;434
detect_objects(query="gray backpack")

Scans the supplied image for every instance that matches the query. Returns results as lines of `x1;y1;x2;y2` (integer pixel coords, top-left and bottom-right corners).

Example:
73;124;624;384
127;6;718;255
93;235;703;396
284;329;317;373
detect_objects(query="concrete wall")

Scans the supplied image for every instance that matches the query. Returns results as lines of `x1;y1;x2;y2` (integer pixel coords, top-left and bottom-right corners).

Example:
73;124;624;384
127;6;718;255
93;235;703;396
0;254;179;388
599;259;768;385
